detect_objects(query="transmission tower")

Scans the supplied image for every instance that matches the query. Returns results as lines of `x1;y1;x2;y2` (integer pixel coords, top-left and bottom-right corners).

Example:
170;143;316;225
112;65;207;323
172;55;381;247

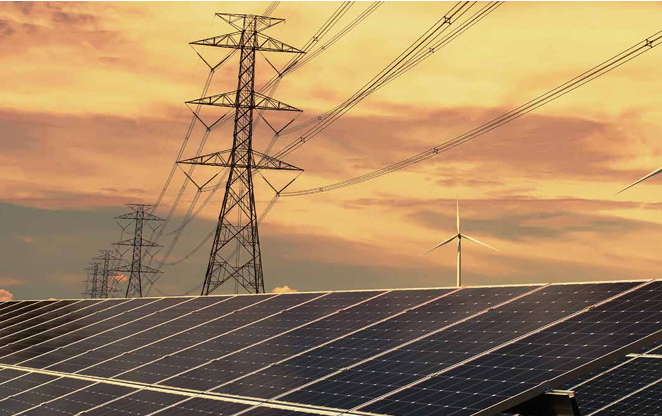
93;249;123;298
113;204;164;298
178;13;304;295
84;262;102;298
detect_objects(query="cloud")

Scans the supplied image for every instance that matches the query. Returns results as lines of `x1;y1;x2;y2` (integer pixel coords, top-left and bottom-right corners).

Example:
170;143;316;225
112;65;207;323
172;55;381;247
16;235;33;244
272;285;298;294
0;276;25;287
0;289;14;301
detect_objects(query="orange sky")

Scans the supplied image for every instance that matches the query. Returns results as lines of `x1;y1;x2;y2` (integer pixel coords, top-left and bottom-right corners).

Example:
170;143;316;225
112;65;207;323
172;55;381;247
1;2;661;299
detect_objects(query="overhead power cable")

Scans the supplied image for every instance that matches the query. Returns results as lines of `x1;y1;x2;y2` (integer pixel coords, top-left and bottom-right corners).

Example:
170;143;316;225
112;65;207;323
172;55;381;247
150;1;491;274
160;0;474;239
151;2;376;238
280;30;662;197
273;1;502;160
263;1;280;16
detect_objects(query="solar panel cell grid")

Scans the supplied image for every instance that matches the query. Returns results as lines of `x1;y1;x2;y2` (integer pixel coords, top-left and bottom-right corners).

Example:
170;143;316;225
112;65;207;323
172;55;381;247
570;357;662;414
240;408;319;416
74;294;278;380
0;301;62;328
0;369;25;383
20;382;137;415
43;298;200;374
0;376;91;415
83;389;186;415
0;299;135;366
2;298;159;368
161;289;451;392
591;379;662;415
225;286;539;401
149;397;248;416
359;281;661;416
0;302;22;313
0;302;40;323
0;372;58;415
99;293;326;384
0;299;105;344
278;282;641;410
146;291;390;390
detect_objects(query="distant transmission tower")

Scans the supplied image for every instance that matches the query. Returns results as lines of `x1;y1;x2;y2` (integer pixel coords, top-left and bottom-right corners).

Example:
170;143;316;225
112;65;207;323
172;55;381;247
84;262;102;298
93;249;123;298
113;204;164;298
178;13;304;295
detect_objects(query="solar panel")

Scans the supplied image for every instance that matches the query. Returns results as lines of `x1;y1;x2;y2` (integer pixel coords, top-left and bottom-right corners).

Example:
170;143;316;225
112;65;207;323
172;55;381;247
357;281;662;416
0;301;21;313
163;289;446;391
591;380;662;415
0;281;660;416
266;283;638;409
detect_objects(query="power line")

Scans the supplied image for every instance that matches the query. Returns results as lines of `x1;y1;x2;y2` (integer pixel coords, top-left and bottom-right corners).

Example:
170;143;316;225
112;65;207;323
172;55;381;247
281;30;662;197
274;1;502;160
144;2;493;296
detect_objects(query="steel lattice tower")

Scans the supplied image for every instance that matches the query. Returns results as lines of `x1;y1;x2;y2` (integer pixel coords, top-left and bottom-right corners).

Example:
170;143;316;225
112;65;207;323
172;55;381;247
113;204;164;298
84;262;102;298
178;13;304;295
93;249;123;298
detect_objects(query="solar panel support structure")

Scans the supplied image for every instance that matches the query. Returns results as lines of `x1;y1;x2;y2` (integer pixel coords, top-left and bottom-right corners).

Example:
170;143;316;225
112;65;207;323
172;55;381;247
113;204;165;298
179;13;304;295
505;390;581;416
93;249;124;298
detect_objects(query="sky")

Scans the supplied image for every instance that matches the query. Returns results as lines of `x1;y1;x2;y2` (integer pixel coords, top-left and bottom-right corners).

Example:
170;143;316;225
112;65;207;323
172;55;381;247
0;1;661;300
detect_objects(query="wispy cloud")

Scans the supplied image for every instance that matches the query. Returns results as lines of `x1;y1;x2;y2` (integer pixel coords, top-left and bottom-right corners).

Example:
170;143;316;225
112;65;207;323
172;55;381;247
0;276;24;287
16;235;33;244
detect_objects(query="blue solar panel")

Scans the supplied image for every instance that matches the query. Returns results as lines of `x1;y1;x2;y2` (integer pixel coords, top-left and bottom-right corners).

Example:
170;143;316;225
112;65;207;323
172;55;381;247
159;289;442;391
0;376;91;415
0;282;659;416
570;357;662;414
148;397;249;415
78;293;321;381
359;281;662;416
0;299;108;348
118;291;383;385
18;382;136;415
591;380;662;415
233;283;631;405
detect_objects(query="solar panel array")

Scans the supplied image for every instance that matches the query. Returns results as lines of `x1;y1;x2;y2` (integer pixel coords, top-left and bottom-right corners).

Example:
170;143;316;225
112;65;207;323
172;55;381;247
0;280;661;416
560;340;662;415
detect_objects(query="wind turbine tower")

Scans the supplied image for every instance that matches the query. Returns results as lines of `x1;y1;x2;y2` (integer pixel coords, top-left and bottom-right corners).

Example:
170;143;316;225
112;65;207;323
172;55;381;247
424;200;498;287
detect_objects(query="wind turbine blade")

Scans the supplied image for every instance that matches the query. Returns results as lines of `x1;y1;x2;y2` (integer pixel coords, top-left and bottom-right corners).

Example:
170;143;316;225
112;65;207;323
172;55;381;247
463;234;499;251
456;199;460;234
617;166;662;194
423;234;458;255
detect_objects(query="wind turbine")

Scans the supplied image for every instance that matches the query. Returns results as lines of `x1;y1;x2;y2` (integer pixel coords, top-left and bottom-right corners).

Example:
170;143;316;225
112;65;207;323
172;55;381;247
423;200;498;287
618;166;662;194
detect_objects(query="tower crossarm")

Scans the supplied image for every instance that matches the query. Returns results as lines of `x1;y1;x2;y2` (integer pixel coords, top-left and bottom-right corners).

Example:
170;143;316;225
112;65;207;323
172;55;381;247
215;13;285;32
113;238;163;248
115;211;164;222
114;264;162;274
190;32;303;54
178;149;302;171
186;91;301;112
